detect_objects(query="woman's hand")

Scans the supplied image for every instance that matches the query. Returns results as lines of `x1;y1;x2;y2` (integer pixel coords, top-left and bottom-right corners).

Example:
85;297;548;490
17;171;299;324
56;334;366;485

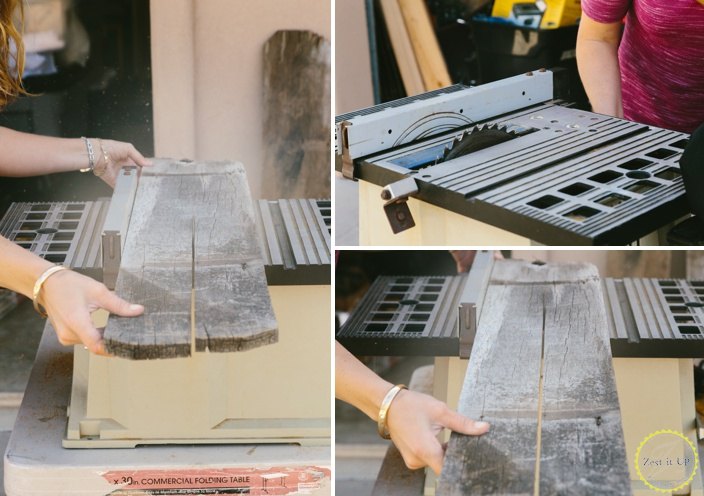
92;139;152;188
386;389;490;475
449;250;477;273
39;269;144;356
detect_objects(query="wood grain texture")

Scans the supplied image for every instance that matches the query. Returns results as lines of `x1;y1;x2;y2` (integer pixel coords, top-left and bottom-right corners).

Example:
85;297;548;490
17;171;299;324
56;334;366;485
397;0;451;91
373;445;425;496
379;0;425;97
438;260;630;495
104;160;278;359
261;30;331;200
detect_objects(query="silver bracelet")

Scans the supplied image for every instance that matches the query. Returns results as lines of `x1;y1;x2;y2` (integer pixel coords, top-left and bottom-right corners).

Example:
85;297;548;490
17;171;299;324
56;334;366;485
80;137;95;173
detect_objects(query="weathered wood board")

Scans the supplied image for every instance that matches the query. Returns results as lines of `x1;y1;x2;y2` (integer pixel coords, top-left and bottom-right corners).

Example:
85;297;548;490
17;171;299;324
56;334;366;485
437;260;630;495
373;444;425;496
379;0;425;97
397;0;451;91
104;160;278;359
261;30;330;199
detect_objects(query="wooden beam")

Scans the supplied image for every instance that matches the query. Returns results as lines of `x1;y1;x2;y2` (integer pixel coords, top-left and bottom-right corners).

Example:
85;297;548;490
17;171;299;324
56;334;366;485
438;260;630;494
379;0;425;97
397;0;451;91
261;30;331;200
104;160;278;359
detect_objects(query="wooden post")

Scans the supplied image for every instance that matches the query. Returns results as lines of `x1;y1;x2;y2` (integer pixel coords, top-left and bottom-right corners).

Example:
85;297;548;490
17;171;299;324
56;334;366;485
261;30;331;199
379;0;425;96
438;260;630;494
397;0;451;91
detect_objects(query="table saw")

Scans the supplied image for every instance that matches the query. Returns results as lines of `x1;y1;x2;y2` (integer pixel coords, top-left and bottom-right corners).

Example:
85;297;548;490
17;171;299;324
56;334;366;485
1;160;331;495
337;252;704;495
335;71;691;246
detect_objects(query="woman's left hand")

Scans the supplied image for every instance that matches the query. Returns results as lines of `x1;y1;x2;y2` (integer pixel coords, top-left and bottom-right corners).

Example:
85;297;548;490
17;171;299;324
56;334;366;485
92;139;152;187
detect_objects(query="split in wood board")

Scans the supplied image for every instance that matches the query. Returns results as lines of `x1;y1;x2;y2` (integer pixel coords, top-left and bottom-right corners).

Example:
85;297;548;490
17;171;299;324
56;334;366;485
104;160;278;360
438;260;631;494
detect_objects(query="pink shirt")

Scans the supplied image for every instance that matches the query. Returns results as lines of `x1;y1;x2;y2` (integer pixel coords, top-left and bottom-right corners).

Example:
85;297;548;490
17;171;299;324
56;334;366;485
582;0;704;133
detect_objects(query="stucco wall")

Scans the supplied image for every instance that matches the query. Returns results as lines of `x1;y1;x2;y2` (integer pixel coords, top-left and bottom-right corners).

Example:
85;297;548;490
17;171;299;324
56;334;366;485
335;0;374;114
150;0;330;199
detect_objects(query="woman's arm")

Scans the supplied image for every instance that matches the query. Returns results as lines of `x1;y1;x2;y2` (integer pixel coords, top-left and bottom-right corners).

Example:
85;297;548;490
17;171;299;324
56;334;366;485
0;236;143;355
0;127;151;186
576;13;624;118
335;341;489;474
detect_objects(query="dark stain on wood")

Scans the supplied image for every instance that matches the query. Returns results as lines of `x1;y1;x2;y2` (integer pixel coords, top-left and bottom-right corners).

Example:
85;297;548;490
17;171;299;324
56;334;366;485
261;30;331;199
104;161;278;359
438;261;631;495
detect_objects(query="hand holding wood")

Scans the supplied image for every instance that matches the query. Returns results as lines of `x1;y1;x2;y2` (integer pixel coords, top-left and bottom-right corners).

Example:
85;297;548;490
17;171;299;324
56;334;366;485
385;388;490;475
94;139;152;188
40;269;144;356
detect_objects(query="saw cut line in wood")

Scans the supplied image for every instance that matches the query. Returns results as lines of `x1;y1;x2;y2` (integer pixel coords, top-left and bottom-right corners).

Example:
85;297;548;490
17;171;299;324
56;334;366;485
438;260;630;495
103;160;278;360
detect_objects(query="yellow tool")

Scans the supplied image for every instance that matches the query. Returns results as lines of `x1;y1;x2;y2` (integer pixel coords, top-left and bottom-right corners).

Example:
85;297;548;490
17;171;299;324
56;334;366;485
491;0;581;29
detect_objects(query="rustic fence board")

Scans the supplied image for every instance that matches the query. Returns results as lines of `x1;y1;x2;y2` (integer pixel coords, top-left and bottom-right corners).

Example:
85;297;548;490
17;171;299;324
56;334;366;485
379;0;425;97
104;160;277;359
438;260;630;495
397;0;451;91
261;30;331;199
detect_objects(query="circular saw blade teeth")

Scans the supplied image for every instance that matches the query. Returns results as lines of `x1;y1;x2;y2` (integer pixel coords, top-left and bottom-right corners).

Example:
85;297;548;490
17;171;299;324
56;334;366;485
440;125;518;162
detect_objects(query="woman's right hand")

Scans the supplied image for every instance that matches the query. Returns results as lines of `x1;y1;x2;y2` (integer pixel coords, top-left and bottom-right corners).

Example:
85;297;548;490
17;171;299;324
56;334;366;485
39;269;144;355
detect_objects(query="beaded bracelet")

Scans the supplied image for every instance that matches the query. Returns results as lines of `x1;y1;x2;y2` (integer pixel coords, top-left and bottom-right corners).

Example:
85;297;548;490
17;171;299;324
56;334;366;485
79;137;95;173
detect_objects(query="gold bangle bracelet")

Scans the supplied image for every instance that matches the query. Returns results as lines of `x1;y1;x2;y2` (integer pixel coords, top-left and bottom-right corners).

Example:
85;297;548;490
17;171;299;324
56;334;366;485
377;384;407;440
94;139;110;177
32;265;68;318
